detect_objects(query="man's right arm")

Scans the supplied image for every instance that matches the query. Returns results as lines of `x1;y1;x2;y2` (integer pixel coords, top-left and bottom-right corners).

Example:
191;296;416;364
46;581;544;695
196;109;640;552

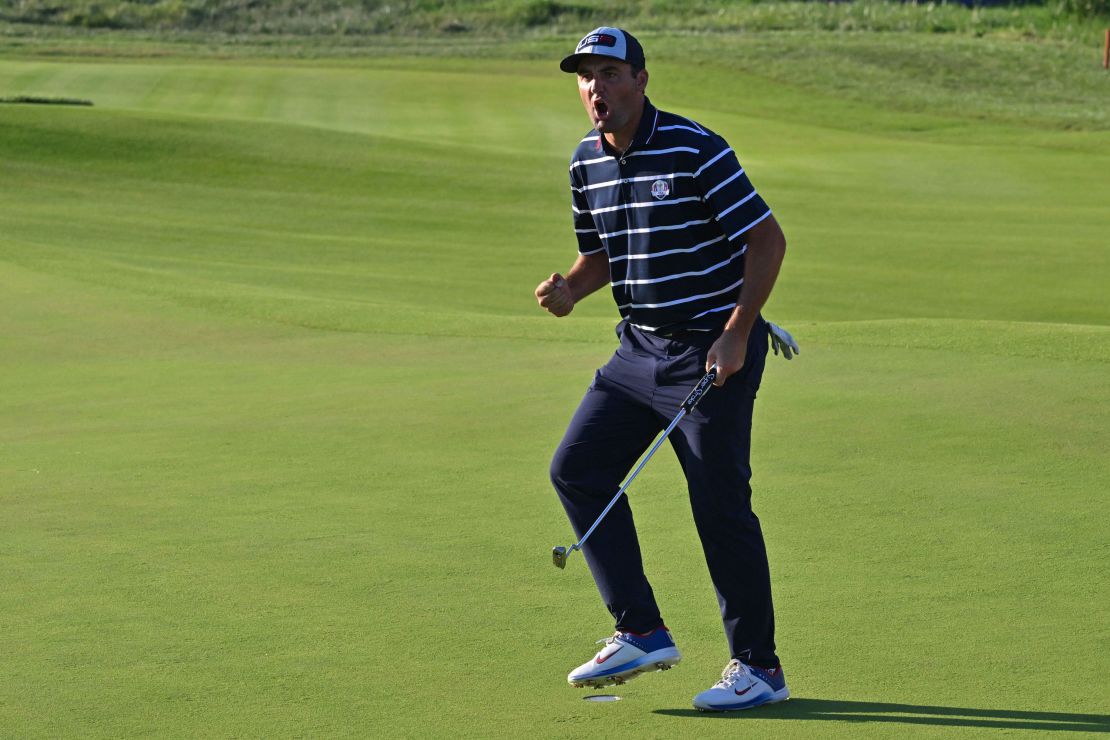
535;251;609;317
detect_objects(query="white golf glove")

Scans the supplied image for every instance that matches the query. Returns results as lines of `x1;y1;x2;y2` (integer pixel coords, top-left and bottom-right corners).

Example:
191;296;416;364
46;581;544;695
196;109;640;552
767;322;800;360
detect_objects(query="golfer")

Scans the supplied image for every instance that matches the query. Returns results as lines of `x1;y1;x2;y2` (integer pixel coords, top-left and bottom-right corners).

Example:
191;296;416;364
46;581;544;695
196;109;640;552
535;27;797;711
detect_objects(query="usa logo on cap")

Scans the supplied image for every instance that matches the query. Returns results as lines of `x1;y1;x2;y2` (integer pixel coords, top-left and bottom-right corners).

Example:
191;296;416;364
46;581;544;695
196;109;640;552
578;33;616;50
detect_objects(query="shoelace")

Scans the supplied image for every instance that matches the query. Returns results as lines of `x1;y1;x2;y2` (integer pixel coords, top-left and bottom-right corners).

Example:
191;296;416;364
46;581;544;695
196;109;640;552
713;659;752;690
595;632;621;646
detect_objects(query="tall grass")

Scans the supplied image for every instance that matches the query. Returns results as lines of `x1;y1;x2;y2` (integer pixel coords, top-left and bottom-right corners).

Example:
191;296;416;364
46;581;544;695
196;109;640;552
0;0;1106;41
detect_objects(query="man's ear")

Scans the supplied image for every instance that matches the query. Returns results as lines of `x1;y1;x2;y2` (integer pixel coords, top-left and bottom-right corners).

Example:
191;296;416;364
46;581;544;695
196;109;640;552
637;68;649;93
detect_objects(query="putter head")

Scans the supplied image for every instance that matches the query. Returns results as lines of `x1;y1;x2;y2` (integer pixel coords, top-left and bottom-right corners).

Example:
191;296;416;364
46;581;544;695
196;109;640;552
552;546;568;569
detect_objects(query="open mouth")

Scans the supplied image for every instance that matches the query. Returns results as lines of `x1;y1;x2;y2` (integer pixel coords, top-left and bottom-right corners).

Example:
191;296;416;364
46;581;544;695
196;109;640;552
593;99;610;122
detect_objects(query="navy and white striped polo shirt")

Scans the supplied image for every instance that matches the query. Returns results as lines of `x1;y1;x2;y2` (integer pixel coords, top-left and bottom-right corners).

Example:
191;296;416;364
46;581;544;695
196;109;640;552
570;97;772;333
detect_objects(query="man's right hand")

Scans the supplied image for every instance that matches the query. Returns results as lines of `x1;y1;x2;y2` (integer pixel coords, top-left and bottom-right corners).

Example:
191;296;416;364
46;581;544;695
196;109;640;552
535;272;575;317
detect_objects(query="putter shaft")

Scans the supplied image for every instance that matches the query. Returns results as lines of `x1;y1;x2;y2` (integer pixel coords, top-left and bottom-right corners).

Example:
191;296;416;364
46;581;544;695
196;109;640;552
551;365;718;568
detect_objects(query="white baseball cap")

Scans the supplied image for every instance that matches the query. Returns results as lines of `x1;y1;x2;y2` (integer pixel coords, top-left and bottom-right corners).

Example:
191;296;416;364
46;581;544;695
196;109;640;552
560;27;646;73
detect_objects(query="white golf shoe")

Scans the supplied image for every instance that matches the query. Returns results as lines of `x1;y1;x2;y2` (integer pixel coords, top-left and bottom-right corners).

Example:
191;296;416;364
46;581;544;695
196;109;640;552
567;626;681;688
692;659;789;711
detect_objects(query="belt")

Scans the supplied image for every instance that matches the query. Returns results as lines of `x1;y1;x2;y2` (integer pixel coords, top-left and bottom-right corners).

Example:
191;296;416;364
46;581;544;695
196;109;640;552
648;327;714;341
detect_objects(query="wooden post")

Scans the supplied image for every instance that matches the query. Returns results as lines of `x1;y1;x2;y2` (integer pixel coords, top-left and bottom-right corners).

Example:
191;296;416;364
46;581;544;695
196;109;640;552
1104;28;1109;70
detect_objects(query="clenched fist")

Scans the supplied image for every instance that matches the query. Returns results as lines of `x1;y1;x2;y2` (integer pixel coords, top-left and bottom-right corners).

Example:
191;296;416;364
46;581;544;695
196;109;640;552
535;272;575;317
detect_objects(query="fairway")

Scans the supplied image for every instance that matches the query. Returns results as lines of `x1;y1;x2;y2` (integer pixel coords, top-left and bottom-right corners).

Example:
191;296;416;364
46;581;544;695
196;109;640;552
1;47;1108;738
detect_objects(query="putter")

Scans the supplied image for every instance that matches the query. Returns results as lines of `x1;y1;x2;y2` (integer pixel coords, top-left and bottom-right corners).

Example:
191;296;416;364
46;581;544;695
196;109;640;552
552;364;719;569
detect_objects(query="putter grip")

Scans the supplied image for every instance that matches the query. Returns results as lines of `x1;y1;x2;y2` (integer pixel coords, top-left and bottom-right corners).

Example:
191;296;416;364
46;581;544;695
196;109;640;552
681;367;717;412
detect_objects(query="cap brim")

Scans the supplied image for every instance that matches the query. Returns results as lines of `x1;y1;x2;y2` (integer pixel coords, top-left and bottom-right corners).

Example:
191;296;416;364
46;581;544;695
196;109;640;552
560;52;634;73
559;53;583;73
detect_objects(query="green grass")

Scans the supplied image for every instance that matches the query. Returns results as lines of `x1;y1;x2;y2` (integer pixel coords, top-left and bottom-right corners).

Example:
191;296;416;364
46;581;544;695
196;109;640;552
1;34;1109;738
2;28;1108;131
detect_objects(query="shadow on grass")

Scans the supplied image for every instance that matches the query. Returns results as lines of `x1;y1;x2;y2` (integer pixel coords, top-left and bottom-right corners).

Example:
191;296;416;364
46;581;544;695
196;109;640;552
654;698;1110;732
0;96;93;106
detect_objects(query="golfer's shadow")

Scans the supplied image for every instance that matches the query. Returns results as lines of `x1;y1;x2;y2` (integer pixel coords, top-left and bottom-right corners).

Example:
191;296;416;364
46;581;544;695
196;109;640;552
654;698;1110;732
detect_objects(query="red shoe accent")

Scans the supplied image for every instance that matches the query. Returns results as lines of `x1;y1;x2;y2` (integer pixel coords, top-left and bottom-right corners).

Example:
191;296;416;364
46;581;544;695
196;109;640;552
596;646;624;665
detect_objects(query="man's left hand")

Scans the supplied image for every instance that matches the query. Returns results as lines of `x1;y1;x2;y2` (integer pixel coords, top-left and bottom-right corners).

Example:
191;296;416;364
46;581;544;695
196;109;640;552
706;328;747;387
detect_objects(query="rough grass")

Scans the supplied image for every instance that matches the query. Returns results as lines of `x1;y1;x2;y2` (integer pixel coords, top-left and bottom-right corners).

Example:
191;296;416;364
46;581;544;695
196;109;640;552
0;0;1107;36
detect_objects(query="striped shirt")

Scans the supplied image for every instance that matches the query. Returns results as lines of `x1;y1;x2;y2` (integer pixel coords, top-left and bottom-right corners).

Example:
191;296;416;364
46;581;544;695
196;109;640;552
570;97;771;333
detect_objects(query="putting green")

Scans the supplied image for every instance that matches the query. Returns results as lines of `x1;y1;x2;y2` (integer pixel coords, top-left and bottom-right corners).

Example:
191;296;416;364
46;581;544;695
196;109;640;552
1;52;1107;737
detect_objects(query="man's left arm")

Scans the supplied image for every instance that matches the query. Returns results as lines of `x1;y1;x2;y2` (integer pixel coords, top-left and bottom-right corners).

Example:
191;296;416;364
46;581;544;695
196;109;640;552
706;216;786;386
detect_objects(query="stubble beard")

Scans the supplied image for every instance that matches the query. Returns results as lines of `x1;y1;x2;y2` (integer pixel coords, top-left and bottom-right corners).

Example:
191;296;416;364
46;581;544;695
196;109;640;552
592;113;620;134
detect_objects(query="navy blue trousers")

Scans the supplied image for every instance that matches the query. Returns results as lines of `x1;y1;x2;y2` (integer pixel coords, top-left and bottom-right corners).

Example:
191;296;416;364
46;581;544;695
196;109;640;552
550;318;778;666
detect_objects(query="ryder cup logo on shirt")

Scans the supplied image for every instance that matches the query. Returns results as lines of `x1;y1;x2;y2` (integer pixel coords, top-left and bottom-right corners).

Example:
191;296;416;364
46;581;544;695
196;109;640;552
651;179;670;200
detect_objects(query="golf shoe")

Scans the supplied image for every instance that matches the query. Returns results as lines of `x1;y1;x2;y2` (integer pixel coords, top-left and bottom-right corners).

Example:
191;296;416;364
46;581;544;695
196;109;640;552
692;659;789;711
567;626;681;688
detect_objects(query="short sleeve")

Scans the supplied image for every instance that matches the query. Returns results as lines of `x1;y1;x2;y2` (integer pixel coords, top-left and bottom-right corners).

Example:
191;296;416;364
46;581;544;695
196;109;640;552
692;136;772;245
